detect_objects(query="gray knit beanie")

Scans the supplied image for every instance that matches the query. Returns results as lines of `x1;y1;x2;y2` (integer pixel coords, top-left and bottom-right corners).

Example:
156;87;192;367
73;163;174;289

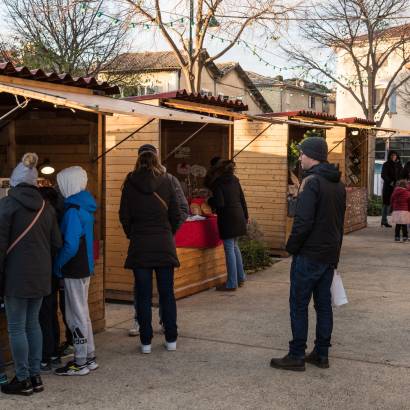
10;153;39;187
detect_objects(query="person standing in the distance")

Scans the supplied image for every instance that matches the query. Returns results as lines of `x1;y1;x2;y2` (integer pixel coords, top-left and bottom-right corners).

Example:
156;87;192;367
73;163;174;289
270;137;346;371
381;151;402;228
205;159;248;291
119;147;181;354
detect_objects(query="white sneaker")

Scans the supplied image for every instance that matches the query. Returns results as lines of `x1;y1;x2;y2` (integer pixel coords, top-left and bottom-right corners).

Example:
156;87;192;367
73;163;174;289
164;341;177;351
128;323;140;337
141;344;152;354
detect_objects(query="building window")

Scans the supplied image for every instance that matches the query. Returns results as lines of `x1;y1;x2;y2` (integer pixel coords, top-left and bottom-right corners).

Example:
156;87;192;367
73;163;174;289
308;95;316;110
389;91;397;114
374;88;386;107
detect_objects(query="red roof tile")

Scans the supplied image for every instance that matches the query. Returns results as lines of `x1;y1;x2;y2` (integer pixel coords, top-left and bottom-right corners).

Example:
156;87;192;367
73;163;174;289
338;117;376;125
125;89;248;112
0;61;119;95
264;110;338;121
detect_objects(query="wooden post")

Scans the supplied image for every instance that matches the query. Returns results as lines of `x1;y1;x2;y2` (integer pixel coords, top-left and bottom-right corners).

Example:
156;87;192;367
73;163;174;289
6;121;16;175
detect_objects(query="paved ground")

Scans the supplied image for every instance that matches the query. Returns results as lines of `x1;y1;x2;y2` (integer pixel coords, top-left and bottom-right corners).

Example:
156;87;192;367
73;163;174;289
1;217;410;410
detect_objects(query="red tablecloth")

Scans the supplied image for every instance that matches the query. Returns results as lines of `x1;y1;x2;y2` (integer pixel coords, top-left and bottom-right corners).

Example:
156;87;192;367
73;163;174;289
175;216;222;248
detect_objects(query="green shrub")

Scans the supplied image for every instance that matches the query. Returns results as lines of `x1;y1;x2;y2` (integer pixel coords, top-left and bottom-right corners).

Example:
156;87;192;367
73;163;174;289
368;195;382;216
239;220;272;272
239;239;272;272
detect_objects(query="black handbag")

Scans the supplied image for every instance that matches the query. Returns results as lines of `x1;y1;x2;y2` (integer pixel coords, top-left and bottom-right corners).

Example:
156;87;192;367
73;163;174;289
287;195;298;217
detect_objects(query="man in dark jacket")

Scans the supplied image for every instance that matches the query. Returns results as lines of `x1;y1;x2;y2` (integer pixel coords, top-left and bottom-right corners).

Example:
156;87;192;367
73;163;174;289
381;151;402;227
270;137;346;372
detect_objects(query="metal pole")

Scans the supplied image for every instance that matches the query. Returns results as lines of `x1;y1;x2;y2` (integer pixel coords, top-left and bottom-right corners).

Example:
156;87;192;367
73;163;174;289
163;123;209;162
93;118;156;162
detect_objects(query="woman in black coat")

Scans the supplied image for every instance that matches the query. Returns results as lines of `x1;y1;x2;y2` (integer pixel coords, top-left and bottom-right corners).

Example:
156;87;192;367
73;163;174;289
206;160;249;291
0;153;62;396
119;147;181;353
381;151;403;227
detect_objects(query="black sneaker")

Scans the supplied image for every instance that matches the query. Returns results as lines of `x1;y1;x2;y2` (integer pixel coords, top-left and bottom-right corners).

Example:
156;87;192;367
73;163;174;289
55;361;90;376
30;375;44;393
0;373;7;385
40;362;52;373
270;354;305;372
305;350;330;369
58;342;74;358
1;376;34;396
395;237;401;242
51;357;62;368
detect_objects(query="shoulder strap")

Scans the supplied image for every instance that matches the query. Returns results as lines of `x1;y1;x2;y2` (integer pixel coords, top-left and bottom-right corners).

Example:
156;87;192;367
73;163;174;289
7;200;46;255
153;192;168;211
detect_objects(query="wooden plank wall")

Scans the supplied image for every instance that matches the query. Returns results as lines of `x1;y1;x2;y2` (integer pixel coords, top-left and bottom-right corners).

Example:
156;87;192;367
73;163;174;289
104;115;227;301
234;120;289;251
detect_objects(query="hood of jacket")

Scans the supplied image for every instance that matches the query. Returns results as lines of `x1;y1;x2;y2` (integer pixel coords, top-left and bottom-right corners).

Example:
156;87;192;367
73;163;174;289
126;169;163;194
57;166;88;198
304;163;341;183
64;190;97;213
8;184;43;211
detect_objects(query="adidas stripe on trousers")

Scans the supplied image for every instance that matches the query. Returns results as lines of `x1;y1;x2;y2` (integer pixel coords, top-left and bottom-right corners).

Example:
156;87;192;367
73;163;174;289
64;277;95;365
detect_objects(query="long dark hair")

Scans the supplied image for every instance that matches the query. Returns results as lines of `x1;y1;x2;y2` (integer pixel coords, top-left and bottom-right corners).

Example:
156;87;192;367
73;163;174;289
122;151;164;190
134;151;164;176
204;159;235;189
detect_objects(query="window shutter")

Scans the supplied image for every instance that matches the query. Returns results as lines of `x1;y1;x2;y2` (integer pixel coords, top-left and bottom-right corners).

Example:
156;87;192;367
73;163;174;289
389;91;397;113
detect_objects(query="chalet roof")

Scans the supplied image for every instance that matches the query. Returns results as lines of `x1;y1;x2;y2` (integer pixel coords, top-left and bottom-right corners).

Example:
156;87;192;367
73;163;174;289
0;61;119;95
265;110;338;121
338;117;376;125
125;89;248;112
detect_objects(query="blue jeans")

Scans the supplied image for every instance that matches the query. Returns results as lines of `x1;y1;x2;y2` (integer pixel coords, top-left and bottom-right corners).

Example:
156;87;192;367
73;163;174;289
4;296;43;381
133;267;177;345
381;205;390;224
289;255;334;359
0;341;5;374
223;238;246;289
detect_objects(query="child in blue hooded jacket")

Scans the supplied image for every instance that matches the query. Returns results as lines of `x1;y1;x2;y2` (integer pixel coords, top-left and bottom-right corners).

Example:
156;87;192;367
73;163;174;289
53;166;98;376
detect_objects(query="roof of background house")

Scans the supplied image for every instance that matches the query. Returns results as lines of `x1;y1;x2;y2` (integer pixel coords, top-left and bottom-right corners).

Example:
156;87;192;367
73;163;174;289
108;51;180;72
353;23;410;43
246;70;333;96
215;63;271;112
125;89;248;112
109;53;272;113
0;61;119;95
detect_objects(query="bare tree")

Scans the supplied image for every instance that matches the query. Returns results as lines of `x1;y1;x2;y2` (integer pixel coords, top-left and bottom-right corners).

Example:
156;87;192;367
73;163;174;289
122;0;292;93
283;0;410;126
4;0;129;76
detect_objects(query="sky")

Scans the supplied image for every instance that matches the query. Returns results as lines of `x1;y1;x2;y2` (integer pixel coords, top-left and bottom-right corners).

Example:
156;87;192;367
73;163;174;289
0;0;307;79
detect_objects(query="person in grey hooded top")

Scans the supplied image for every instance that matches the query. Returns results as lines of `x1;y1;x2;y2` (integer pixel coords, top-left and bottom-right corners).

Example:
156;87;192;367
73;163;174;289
0;153;61;396
53;166;98;377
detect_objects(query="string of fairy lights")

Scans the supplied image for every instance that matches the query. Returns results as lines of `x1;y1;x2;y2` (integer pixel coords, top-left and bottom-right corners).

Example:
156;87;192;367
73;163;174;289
78;1;374;89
